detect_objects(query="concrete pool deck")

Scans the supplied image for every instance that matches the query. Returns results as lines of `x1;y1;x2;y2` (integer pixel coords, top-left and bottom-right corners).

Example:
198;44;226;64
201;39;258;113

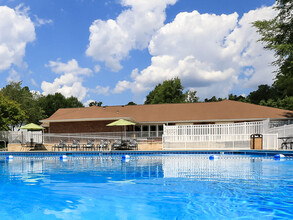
7;141;163;152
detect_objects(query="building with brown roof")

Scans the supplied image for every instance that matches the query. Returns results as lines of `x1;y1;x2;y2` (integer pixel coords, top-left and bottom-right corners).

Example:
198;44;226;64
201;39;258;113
41;100;293;135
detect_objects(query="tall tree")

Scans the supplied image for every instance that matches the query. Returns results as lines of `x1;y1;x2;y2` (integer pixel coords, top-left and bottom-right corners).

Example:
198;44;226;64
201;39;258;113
38;93;84;118
145;78;186;104
246;84;279;104
0;82;44;124
0;94;26;130
260;96;293;111
253;0;293;96
66;96;85;108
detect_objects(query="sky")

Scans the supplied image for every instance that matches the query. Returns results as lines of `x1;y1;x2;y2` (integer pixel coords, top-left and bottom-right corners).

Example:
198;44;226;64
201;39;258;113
0;0;277;106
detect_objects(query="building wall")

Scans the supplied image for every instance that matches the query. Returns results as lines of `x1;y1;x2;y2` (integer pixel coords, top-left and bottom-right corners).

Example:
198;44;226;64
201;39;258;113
49;121;134;133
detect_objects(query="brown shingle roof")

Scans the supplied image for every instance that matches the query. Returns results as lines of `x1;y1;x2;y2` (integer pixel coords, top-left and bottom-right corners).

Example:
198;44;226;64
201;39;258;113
41;100;293;124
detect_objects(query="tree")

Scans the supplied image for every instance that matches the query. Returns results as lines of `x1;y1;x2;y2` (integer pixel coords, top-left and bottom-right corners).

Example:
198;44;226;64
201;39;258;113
0;82;44;124
185;90;199;103
204;96;223;102
145;78;186;104
246;84;279;104
89;101;103;107
0;94;26;130
126;101;137;105
38;93;84;118
228;94;246;102
66;96;85;108
260;96;293;111
253;0;293;96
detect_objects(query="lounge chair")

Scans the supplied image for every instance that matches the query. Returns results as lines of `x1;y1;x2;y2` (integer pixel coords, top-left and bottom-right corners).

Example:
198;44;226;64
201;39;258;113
128;139;138;150
69;140;80;151
53;140;67;151
99;140;109;151
83;139;95;151
111;140;122;150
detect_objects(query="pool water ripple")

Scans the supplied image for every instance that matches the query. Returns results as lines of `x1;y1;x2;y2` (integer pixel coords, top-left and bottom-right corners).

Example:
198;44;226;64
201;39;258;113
0;154;293;219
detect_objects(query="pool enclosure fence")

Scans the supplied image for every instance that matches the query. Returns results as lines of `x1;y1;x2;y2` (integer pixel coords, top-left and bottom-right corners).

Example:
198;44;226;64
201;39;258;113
1;119;292;150
162;121;279;150
1;130;162;146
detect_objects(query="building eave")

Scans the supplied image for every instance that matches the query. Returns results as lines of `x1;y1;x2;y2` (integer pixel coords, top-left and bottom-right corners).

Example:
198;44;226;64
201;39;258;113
40;116;136;123
41;117;293;125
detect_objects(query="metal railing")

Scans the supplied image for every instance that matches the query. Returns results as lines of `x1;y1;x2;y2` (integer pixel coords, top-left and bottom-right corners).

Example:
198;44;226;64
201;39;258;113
2;131;163;144
267;124;293;148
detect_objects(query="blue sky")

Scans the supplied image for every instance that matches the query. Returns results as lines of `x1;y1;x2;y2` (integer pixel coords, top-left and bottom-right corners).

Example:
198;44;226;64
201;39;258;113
0;0;276;106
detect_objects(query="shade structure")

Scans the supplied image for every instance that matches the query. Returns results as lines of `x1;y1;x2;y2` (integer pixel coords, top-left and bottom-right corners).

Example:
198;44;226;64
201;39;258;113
107;119;136;141
20;123;45;146
20;123;45;131
106;119;136;127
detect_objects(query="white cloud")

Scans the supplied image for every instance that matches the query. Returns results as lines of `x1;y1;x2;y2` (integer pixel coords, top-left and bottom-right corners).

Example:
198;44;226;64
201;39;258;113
41;59;92;101
96;85;110;96
86;0;177;72
6;68;20;82
115;6;277;99
0;5;35;72
33;15;53;27
94;65;101;73
31;90;41;96
112;80;132;94
84;99;95;107
46;59;92;76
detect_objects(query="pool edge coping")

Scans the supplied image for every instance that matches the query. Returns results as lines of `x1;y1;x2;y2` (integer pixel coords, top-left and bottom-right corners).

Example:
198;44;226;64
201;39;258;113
1;150;293;156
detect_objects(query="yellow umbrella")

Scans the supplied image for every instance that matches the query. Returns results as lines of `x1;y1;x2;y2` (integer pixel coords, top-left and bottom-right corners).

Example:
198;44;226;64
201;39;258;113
107;119;136;126
20;123;45;145
20;123;45;131
107;119;136;141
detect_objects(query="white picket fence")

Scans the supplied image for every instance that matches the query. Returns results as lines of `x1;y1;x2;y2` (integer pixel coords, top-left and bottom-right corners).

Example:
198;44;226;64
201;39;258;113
0;131;43;144
162;121;278;150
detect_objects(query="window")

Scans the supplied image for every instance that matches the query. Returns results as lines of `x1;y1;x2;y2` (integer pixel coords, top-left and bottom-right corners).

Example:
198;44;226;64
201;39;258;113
134;126;141;131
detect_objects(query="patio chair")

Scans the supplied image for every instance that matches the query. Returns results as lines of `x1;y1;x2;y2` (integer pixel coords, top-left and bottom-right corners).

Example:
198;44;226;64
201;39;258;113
111;140;122;150
128;139;138;150
53;140;67;151
69;140;80;151
83;139;95;151
99;140;109;151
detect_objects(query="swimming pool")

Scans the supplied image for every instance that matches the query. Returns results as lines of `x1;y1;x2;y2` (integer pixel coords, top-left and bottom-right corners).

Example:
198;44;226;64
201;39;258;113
1;153;293;219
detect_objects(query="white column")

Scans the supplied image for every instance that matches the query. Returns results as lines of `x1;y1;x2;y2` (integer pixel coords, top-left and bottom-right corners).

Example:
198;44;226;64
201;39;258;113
148;125;150;137
141;125;143;137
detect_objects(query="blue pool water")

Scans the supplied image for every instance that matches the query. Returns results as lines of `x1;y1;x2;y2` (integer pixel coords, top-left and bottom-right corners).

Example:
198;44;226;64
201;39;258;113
1;154;293;219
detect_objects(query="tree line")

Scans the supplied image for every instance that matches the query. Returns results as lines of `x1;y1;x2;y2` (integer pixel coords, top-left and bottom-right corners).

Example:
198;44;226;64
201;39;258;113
0;82;84;130
0;0;292;131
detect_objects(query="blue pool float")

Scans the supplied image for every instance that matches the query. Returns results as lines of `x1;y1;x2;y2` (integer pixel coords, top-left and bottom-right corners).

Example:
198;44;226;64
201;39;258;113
60;155;68;161
6;155;13;161
209;155;218;160
274;154;285;159
122;155;130;161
